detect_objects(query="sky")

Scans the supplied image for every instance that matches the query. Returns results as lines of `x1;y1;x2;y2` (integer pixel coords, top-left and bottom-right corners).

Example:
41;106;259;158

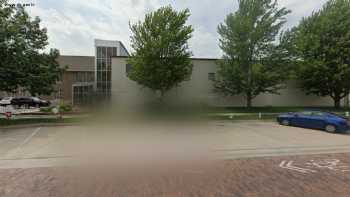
9;0;328;58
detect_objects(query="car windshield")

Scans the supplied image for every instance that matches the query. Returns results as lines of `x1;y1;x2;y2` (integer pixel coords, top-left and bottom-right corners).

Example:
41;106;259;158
298;111;313;116
312;111;325;116
326;112;347;119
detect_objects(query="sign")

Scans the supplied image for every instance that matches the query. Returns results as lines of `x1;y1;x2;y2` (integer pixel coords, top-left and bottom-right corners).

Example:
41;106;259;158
5;111;12;119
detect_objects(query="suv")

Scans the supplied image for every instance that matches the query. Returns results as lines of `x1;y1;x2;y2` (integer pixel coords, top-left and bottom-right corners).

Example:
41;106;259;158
11;97;50;108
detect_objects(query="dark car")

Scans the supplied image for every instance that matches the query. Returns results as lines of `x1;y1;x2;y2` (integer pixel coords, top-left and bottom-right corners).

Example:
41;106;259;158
11;97;50;108
277;111;350;133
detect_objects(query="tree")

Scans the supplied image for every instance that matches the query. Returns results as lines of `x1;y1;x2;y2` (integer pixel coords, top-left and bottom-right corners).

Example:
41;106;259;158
288;0;350;108
0;1;64;96
127;6;194;100
214;0;291;108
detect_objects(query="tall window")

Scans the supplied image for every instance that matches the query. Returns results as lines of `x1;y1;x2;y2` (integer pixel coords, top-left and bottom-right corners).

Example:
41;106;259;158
96;46;118;100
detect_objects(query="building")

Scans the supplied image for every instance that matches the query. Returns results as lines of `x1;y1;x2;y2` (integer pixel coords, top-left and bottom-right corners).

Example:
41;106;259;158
56;55;95;105
111;56;346;107
55;39;130;105
1;39;347;107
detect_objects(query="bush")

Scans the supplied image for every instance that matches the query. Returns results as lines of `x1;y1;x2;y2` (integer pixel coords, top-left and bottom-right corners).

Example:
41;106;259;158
40;103;72;113
59;103;72;112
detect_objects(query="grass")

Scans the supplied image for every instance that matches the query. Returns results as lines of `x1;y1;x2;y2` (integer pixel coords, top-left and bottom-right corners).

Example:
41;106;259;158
2;106;350;125
204;106;350;120
207;106;350;113
206;114;278;121
0;117;84;126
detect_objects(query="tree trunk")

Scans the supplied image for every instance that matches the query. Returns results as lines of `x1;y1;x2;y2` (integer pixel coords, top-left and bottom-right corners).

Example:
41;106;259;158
334;98;341;109
159;90;165;104
246;62;253;109
246;92;253;108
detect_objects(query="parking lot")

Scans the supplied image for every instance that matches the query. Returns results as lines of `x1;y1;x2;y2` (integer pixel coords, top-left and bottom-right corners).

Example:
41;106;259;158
1;121;350;196
0;121;350;168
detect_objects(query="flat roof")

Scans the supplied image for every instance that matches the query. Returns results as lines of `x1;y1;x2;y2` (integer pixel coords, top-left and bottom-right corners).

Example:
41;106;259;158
111;56;219;61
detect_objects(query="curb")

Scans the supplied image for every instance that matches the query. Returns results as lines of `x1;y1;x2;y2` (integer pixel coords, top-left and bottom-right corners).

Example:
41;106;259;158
0;123;82;130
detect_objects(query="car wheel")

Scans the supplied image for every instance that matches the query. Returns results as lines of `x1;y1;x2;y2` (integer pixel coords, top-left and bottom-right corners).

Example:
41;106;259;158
325;125;337;133
281;119;290;126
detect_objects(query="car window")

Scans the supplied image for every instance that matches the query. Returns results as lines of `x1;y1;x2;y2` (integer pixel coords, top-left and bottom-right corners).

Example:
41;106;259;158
312;112;325;117
299;112;313;116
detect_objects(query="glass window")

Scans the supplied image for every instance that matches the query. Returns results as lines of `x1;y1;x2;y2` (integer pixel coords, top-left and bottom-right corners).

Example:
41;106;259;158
97;47;102;58
312;112;325;116
97;59;103;70
97;72;102;82
107;71;111;81
88;72;94;82
299;112;313;116
102;71;107;81
107;47;113;58
112;47;117;56
101;60;106;70
101;47;107;58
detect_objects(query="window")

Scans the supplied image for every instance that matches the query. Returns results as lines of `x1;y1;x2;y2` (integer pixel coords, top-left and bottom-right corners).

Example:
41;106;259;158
101;47;107;58
73;72;94;83
208;73;216;81
299;112;313;116
73;85;93;106
312;112;325;116
126;64;133;75
112;47;117;56
97;47;102;57
107;47;113;58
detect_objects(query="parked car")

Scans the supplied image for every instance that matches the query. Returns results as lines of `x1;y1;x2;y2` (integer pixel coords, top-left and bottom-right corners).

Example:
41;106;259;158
277;111;350;133
10;97;50;108
0;97;13;106
32;97;51;107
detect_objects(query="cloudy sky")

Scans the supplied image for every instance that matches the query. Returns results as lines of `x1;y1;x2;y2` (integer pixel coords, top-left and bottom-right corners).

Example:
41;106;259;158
11;0;328;58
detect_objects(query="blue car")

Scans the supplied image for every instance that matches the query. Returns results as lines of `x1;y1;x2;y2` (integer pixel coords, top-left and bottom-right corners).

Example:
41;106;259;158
277;111;350;133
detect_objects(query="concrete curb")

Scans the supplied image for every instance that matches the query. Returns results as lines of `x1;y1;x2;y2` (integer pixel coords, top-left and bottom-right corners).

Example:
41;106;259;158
0;123;82;130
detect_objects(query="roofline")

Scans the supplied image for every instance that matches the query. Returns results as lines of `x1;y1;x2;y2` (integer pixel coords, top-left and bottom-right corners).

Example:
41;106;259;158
111;56;219;61
119;42;130;56
66;69;95;72
59;55;95;58
59;55;219;61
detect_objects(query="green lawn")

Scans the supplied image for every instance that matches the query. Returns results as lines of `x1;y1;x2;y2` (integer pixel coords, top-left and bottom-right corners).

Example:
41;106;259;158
207;106;350;113
204;106;350;120
1;106;350;125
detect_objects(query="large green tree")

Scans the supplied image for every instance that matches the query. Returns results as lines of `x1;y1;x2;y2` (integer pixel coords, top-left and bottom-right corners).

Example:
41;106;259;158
127;6;194;100
0;1;64;96
287;0;350;108
214;0;291;108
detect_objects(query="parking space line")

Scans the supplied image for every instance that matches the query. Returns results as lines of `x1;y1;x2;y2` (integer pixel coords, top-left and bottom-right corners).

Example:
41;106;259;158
9;127;41;157
19;127;41;147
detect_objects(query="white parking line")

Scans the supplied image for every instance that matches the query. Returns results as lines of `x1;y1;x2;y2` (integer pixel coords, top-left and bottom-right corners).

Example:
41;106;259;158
19;127;41;147
7;127;41;157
